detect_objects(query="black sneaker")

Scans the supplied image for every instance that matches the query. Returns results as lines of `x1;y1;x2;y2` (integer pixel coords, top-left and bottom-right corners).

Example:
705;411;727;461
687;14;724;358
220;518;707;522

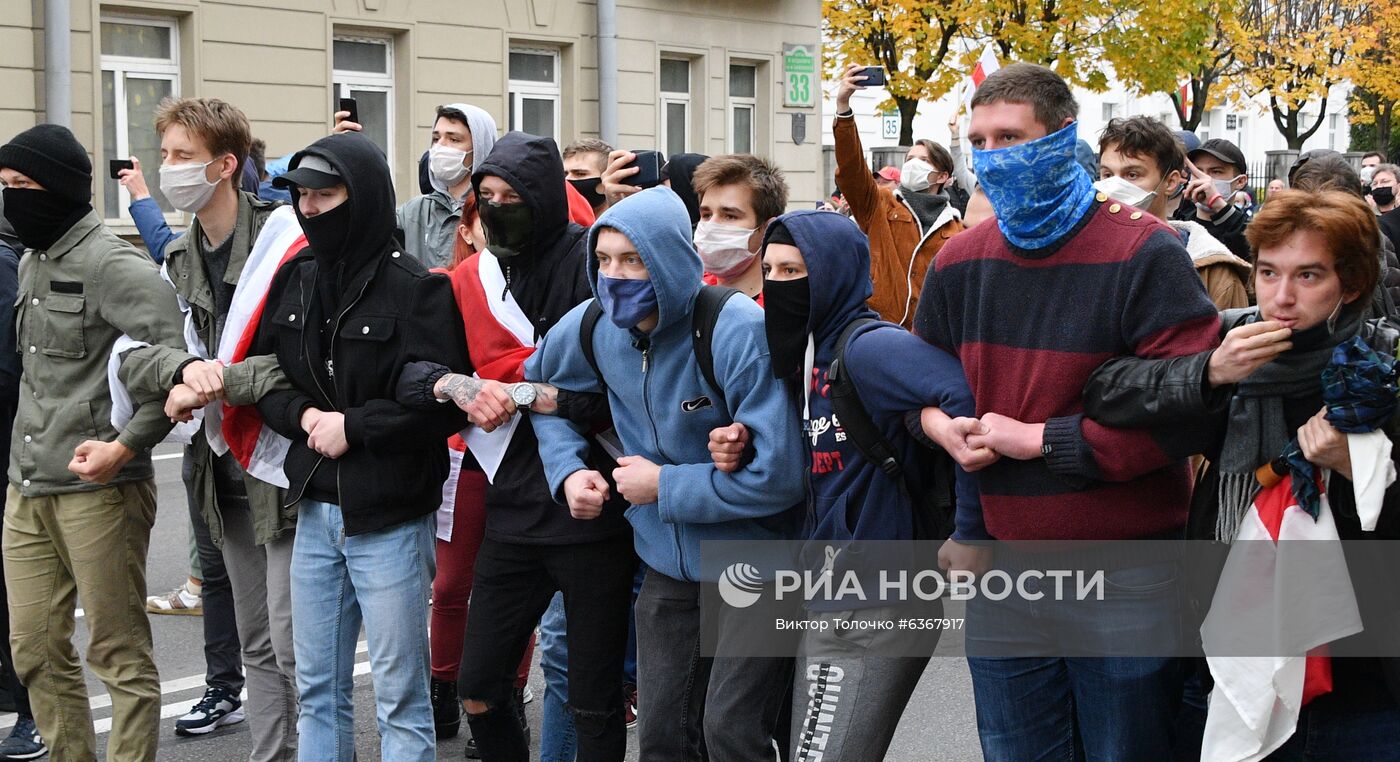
431;678;461;739
174;686;245;736
0;716;47;760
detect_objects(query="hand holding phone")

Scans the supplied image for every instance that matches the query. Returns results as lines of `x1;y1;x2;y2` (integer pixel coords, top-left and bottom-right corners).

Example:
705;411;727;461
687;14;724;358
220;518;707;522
108;159;134;180
621;150;663;189
333;98;361;135
860;66;886;87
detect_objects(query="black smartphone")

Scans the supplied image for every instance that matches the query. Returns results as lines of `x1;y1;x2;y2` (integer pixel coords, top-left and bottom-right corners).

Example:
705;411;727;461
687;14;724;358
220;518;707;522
338;97;359;124
109;159;134;180
860;66;886;87
623;150;664;188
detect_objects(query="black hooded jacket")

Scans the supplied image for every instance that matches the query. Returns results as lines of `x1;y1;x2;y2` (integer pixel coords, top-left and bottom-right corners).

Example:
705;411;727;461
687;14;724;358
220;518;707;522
661;153;709;229
450;132;627;545
252;132;470;536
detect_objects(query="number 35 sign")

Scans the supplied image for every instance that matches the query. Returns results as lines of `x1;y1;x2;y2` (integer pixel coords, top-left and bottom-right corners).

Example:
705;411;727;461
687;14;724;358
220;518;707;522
783;43;817;109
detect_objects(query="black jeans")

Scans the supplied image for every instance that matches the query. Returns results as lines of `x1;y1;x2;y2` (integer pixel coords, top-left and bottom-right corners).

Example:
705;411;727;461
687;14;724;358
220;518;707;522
0;392;29;718
460;534;637;762
182;448;243;693
634;571;792;761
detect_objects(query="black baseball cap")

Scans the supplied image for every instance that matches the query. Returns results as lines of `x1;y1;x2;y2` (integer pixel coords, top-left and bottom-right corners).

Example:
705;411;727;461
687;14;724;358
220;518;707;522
1188;139;1247;175
272;153;342;190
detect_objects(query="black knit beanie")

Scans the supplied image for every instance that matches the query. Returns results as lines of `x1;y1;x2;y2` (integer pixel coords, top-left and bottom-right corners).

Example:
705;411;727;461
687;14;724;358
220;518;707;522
0;124;93;204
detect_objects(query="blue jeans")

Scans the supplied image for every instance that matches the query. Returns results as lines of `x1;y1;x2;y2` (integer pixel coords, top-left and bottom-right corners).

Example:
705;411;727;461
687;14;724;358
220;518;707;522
966;560;1186;760
539;593;577;762
291;500;436;762
1267;699;1400;761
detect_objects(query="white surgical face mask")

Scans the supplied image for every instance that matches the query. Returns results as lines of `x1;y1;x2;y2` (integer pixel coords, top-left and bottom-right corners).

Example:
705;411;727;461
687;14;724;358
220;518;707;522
159;158;222;213
900;158;934;192
1361;166;1376;186
1093;175;1157;210
429;144;472;189
693;220;758;279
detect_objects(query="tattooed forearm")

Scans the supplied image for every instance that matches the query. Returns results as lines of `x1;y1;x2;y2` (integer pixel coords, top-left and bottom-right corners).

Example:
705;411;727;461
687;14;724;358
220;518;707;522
529;383;559;415
435;373;484;407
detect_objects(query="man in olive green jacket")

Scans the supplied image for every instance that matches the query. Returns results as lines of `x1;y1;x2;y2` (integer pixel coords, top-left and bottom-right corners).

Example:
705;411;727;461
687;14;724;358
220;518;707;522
117;98;300;761
0;124;190;762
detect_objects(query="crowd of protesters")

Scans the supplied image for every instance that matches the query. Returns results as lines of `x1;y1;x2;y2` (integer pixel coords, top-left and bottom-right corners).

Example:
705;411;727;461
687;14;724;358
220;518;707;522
0;57;1397;762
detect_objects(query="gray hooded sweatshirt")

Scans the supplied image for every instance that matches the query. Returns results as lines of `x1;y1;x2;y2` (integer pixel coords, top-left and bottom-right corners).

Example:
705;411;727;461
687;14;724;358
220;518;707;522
396;102;498;268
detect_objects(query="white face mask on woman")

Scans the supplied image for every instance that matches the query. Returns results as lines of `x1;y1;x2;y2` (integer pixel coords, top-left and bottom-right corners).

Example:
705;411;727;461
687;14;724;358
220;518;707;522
159;158;223;213
900;158;934;192
693;220;758;278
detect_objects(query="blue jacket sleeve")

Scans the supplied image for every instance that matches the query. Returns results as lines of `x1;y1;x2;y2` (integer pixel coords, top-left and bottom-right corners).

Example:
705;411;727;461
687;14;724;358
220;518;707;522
524;301;606;503
129;197;178;264
657;304;805;525
846;326;989;541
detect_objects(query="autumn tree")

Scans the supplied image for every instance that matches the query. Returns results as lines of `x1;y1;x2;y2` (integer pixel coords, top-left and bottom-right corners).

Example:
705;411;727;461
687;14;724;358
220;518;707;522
1105;0;1246;131
960;0;1136;90
823;0;969;145
1236;0;1365;149
1346;1;1400;156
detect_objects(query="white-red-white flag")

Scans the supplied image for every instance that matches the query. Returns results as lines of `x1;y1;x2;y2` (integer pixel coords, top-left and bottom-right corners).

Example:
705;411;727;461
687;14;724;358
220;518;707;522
963;45;1001;108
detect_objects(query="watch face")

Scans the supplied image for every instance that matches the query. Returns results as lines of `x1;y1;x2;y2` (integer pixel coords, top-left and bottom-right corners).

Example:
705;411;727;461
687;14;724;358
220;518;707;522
511;384;535;406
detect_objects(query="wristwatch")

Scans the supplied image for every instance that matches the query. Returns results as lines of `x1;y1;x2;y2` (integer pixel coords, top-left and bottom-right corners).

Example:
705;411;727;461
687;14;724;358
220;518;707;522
509;382;538;408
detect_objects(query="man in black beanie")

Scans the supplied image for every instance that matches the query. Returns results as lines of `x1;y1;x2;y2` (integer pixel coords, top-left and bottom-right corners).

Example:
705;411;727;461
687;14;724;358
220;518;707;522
0;123;191;761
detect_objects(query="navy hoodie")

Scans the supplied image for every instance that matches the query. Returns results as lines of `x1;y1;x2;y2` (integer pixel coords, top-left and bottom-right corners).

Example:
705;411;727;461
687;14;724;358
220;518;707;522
774;210;982;545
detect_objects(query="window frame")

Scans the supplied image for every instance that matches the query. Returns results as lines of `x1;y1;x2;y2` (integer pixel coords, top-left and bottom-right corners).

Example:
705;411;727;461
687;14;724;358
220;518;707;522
99;14;180;225
727;62;758;155
508;47;562;141
332;34;396;175
659;57;691;156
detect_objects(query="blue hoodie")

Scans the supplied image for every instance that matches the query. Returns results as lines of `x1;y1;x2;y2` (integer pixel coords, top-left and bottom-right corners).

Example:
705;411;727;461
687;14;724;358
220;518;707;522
774;210;984;544
526;187;806;582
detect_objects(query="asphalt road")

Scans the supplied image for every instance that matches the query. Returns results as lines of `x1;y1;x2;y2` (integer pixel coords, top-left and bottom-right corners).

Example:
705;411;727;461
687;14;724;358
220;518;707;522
0;444;983;761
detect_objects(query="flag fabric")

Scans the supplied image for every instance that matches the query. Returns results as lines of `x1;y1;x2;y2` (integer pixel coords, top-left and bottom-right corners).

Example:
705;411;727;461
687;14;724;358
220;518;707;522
1200;336;1397;761
1179;81;1193;120
210;206;306;488
963;45;1001;108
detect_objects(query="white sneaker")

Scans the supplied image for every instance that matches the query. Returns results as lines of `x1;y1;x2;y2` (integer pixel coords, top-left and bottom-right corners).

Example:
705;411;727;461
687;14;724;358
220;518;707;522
146;585;202;616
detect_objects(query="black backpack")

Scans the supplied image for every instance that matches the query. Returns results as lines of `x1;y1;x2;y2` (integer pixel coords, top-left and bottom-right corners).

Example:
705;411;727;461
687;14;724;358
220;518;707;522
826;318;958;541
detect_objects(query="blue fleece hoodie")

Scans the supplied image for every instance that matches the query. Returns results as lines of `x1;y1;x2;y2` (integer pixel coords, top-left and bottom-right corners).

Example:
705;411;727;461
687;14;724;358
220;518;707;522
526;187;806;582
774;210;983;545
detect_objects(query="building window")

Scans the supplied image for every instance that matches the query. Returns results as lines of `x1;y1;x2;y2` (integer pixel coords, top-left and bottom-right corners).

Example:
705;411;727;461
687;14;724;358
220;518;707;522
728;63;757;154
1101;102;1121;122
100;16;179;221
333;35;394;170
660;58;690;157
509;48;561;140
1328;113;1342;150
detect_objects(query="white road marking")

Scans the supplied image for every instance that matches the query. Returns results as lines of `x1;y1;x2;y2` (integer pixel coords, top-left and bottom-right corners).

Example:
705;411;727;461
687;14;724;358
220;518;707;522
0;640;373;735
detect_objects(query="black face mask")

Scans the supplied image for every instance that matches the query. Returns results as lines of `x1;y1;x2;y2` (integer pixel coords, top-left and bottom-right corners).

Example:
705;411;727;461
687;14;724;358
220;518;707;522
568;177;606;210
763;277;811;379
2;187;90;251
1372;186;1396;207
479;200;533;259
294;196;353;266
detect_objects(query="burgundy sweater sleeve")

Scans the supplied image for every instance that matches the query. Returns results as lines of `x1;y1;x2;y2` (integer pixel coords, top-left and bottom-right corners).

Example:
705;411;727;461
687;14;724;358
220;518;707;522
1042;229;1222;483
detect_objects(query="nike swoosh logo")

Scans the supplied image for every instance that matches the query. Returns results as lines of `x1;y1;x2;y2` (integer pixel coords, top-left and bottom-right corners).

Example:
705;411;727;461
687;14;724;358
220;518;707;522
681;396;713;413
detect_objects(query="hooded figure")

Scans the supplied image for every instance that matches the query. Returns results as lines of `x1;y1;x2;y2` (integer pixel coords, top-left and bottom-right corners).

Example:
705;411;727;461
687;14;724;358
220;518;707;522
398;103;498;269
254;130;470;758
763;210;981;545
529;186;804;581
471;131;591;334
660;152;709;229
527;186;804;761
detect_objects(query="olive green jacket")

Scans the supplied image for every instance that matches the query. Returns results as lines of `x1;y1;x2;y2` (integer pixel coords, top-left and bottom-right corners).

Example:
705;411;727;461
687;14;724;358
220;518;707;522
121;192;295;546
10;210;185;495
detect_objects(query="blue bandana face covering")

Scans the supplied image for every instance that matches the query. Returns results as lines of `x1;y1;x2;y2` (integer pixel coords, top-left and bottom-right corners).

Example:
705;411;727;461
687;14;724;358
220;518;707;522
597;275;659;330
972;122;1097;250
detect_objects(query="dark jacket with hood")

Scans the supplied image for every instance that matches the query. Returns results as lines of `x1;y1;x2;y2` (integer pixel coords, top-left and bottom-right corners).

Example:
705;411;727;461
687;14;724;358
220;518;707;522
400;131;626;545
775;211;981;546
661;153;709;229
251;132;470;536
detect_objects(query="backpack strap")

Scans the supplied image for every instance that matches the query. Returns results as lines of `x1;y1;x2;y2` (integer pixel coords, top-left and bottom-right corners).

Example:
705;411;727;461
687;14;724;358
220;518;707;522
691;286;740;406
827;318;955;540
827;318;902;478
580;298;606;391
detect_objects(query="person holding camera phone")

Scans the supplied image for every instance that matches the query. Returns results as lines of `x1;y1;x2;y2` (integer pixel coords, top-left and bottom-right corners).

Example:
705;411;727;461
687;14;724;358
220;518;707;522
834;62;964;330
335;102;497;269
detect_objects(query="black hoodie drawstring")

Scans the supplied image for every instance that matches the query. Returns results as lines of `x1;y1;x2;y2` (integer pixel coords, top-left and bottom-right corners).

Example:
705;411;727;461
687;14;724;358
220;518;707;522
502;263;511;301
